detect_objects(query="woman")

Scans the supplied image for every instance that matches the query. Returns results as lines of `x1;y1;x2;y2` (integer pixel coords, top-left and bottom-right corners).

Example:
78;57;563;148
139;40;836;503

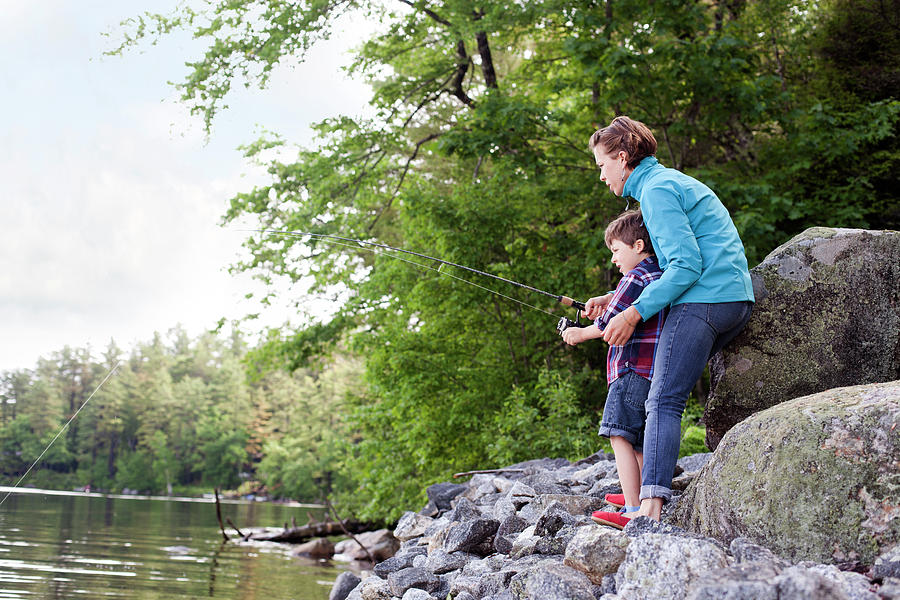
584;116;754;522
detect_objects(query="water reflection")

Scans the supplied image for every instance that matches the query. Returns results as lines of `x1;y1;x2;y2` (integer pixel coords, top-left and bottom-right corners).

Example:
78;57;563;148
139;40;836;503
0;489;345;600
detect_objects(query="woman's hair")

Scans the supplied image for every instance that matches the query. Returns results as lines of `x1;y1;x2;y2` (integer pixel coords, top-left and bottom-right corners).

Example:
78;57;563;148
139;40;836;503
604;210;655;255
589;116;658;169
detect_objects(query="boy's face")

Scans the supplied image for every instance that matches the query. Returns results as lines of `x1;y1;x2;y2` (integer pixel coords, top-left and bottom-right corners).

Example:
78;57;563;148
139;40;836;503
609;238;647;275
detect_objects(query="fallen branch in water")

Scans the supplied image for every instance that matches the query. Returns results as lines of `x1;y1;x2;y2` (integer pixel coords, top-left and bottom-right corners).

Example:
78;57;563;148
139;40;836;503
239;518;375;543
326;498;374;563
214;489;229;542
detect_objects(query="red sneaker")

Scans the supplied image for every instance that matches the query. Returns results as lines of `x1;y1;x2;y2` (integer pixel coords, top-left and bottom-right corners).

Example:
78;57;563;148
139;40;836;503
604;493;625;508
592;510;631;530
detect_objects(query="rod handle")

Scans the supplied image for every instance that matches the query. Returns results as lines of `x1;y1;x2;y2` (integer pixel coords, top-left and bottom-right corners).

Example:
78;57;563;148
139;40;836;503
559;296;586;311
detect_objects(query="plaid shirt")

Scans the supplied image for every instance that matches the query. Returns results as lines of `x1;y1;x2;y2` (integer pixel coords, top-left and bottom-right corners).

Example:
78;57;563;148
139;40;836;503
596;256;666;384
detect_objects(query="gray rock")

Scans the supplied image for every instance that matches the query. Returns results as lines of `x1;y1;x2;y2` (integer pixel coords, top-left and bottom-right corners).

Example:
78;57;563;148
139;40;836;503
449;575;483;598
514;457;572;473
447;496;485;522
729;537;790;569
359;575;392;600
535;524;581;556
587;477;626;498
509;559;600;600
677;453;712;473
534;501;580;536
519;494;605;524
394;512;434;542
683;562;781;600
507;481;537;504
493;497;518;522
571;460;617;486
339;529;400;562
879;577;900;599
874;545;900;579
510;525;540;559
494;514;529;554
442;518;499;555
476;570;517;597
807;564;880;600
459;553;506;576
386;567;442;597
614;533;729;600
400;589;434;600
483;593;515;600
564;525;631;584
706;228;900;448
572;450;615;466
453;592;477;600
426;482;466;513
373;550;423;578
329;571;362;600
771;565;849;600
600;574;617;595
423;549;478;574
292;537;335;558
623;515;721;549
675;381;900;564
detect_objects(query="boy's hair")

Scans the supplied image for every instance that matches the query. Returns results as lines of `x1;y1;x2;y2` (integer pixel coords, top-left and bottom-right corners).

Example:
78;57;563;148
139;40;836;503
604;210;655;255
589;116;657;169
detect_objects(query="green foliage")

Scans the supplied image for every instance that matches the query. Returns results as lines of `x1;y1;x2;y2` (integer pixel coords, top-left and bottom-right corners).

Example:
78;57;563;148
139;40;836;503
0;330;363;504
488;369;598;466
99;0;900;522
679;426;709;458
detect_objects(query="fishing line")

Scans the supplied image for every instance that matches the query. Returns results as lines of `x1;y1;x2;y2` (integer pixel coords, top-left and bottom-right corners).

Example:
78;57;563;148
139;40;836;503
282;233;559;318
0;361;121;508
254;229;585;311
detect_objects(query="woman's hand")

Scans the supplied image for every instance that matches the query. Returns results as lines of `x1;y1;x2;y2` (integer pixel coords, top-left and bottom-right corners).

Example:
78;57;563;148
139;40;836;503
602;306;641;345
584;294;613;319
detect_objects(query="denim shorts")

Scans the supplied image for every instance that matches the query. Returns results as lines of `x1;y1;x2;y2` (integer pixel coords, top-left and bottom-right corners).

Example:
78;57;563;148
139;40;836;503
598;370;651;450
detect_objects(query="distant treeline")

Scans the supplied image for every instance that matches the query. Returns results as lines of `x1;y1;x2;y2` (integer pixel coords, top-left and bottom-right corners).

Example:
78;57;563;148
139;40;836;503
0;328;361;504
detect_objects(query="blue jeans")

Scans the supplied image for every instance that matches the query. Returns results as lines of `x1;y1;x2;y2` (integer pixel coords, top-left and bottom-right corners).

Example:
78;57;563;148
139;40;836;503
640;301;753;502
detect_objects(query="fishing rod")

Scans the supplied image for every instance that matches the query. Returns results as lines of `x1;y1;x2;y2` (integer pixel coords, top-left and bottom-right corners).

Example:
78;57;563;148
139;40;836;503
253;229;588;334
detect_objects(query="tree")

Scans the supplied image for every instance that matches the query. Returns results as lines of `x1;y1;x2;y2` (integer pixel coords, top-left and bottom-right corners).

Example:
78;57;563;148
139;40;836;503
110;0;900;519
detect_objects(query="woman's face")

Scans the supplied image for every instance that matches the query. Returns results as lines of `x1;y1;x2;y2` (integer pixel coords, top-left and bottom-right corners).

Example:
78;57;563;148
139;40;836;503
592;145;629;196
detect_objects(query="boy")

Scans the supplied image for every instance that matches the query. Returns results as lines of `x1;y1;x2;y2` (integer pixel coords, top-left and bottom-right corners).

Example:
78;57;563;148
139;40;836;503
561;210;665;529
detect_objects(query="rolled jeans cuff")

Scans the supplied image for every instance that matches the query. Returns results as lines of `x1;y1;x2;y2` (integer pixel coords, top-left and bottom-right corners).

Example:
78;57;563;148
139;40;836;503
640;484;672;503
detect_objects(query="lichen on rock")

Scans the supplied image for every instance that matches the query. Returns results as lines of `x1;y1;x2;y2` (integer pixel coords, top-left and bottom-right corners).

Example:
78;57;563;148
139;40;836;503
706;227;900;448
675;380;900;565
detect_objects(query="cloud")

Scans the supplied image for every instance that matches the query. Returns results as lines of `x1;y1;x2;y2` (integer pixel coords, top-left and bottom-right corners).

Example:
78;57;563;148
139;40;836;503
0;1;374;372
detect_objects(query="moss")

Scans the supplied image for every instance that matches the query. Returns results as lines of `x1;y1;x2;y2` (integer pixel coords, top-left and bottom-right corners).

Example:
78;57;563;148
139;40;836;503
706;227;900;446
678;382;900;565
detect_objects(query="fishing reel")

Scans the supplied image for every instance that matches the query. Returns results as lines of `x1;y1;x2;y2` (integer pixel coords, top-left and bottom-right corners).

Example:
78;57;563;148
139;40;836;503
556;311;588;336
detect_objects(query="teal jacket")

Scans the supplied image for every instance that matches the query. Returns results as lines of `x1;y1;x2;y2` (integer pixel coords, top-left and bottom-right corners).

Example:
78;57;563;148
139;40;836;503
623;156;754;320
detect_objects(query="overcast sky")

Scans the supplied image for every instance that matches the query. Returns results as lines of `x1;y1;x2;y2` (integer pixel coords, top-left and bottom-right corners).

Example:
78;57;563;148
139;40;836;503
0;1;372;372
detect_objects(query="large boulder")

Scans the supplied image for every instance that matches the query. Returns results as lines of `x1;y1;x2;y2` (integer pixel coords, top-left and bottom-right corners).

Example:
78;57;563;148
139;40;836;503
705;227;900;448
675;380;900;565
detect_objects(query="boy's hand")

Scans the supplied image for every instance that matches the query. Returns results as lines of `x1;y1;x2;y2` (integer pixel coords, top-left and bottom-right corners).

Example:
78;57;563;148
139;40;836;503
562;326;590;346
602;306;641;346
584;294;613;319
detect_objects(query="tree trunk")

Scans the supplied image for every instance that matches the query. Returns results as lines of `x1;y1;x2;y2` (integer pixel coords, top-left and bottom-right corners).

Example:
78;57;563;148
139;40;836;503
475;32;498;88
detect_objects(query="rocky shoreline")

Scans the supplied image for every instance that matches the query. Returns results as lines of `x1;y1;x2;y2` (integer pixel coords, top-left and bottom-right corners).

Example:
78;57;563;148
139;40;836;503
328;451;899;600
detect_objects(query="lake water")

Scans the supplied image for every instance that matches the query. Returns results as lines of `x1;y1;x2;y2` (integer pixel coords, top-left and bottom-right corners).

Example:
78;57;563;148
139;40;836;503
0;487;352;600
